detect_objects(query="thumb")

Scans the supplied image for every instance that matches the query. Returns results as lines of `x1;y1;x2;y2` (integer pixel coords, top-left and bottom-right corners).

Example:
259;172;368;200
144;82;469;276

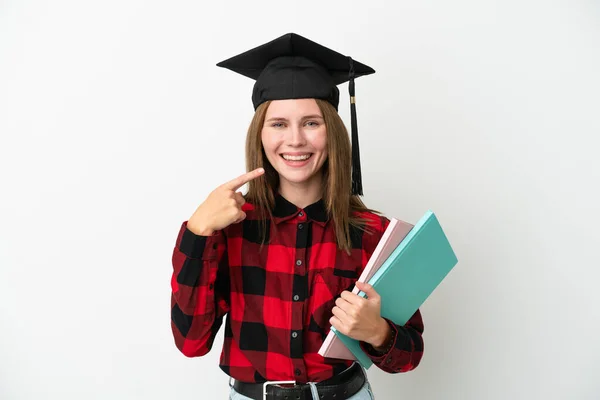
233;211;247;225
355;281;379;300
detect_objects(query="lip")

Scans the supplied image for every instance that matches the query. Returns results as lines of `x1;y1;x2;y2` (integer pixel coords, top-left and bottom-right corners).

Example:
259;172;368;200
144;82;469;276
280;153;313;168
280;152;312;156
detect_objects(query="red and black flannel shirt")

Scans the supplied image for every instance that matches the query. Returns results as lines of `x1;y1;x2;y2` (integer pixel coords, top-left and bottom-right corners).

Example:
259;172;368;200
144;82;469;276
170;194;424;383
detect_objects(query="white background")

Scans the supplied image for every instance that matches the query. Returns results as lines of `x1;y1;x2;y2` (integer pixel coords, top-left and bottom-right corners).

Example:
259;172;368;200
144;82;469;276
1;1;599;399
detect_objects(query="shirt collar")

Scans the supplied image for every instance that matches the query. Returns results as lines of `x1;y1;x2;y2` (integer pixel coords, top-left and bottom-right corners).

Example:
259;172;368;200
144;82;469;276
272;193;328;226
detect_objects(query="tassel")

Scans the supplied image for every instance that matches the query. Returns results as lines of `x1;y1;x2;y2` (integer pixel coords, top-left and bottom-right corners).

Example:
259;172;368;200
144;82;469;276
348;57;363;196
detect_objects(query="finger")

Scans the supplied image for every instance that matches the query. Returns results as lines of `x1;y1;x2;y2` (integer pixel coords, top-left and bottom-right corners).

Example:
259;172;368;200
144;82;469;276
331;306;345;320
232;211;246;224
355;281;379;300
329;316;345;333
223;168;265;191
340;289;365;305
331;299;352;319
334;297;354;315
233;191;245;207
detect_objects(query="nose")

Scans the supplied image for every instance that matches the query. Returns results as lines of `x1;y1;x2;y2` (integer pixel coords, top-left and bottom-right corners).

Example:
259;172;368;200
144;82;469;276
287;124;307;147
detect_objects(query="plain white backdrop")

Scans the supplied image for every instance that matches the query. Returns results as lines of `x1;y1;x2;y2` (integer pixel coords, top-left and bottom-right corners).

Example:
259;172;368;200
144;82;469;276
1;1;599;399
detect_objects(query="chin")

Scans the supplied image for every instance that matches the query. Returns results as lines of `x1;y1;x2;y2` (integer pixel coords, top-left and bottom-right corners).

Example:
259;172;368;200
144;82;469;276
270;166;310;181
269;157;325;186
278;173;315;185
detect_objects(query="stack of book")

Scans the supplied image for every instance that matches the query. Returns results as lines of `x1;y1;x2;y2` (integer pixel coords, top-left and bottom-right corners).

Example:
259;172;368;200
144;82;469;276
318;211;458;368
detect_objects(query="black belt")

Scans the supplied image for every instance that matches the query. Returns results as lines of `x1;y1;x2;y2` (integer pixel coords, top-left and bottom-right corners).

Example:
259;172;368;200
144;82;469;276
232;363;366;400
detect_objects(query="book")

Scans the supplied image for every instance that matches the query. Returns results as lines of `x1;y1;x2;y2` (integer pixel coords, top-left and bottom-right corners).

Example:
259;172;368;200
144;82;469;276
319;210;458;369
318;217;414;360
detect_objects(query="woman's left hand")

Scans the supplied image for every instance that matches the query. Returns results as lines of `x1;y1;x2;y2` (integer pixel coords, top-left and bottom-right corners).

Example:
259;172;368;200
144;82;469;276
329;281;391;348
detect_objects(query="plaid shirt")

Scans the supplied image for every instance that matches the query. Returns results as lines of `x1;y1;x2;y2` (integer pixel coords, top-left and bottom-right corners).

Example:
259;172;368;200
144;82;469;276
170;194;424;383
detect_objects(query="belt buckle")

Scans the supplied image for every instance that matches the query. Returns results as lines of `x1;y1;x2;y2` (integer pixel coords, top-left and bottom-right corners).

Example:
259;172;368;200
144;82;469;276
262;380;296;400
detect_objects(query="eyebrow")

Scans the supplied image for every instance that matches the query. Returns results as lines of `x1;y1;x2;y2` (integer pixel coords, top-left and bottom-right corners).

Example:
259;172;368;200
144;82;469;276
265;115;324;122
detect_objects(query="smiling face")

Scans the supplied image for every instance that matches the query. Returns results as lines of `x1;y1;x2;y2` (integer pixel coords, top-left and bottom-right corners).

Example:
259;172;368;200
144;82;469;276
261;98;328;194
245;97;360;252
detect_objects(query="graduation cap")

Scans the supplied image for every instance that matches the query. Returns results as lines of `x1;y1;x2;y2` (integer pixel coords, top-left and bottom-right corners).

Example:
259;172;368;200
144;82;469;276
216;33;375;196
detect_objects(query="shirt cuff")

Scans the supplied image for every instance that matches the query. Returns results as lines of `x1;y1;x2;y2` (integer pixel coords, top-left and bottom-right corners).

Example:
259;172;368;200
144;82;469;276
177;221;220;260
360;318;399;361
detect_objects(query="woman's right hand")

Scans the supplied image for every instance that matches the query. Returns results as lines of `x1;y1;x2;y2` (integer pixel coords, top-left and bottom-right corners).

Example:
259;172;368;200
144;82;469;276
186;168;265;236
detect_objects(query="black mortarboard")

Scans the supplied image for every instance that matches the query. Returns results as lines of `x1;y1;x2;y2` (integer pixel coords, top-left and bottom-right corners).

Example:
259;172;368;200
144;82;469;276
216;33;375;196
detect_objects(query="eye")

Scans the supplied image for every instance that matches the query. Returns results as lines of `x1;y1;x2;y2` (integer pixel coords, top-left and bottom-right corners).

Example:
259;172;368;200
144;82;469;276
305;121;320;127
271;122;285;128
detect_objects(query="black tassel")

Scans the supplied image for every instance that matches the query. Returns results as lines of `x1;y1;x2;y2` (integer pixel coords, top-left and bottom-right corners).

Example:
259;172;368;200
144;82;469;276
348;57;363;196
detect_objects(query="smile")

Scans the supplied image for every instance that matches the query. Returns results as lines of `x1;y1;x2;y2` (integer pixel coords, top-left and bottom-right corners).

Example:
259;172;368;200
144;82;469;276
280;153;313;161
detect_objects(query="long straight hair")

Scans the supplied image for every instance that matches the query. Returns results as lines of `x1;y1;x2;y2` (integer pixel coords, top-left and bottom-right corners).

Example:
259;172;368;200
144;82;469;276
244;99;379;254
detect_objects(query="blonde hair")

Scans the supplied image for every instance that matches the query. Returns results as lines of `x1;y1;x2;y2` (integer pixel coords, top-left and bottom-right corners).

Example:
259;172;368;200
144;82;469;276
244;99;378;254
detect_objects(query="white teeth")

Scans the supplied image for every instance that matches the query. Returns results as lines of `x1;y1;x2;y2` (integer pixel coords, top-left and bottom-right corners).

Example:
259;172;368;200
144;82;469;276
282;154;311;161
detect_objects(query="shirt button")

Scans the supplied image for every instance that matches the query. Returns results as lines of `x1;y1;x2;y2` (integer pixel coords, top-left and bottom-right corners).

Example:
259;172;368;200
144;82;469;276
296;260;302;266
295;369;301;376
299;212;304;217
292;331;298;338
293;294;300;301
298;223;304;230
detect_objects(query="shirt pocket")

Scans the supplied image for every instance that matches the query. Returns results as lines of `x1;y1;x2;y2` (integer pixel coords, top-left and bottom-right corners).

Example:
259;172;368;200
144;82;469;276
323;266;359;295
305;268;359;335
310;267;358;302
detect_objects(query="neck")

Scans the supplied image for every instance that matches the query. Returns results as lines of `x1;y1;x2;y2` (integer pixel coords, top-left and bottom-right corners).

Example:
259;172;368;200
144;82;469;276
278;174;323;209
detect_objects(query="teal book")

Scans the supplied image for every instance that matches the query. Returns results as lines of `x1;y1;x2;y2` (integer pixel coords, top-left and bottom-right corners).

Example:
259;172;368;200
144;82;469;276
330;210;458;369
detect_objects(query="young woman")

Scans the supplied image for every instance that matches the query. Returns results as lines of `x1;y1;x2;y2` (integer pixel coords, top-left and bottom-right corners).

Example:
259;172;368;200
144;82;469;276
170;33;424;400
